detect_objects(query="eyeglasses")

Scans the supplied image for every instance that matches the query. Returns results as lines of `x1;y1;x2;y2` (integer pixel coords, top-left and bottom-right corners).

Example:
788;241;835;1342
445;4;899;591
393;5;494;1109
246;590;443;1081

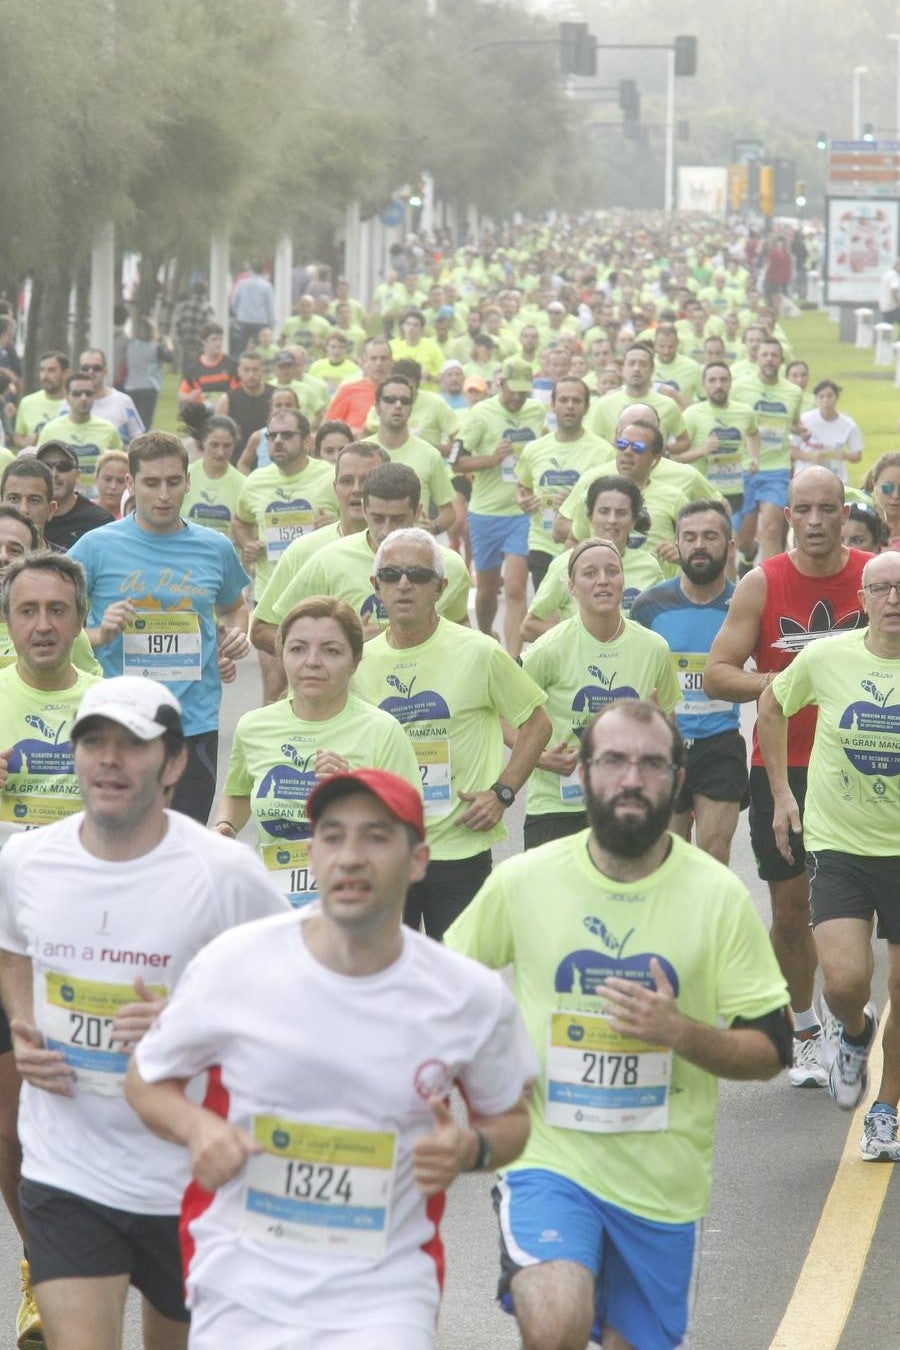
79;364;104;373
588;752;675;780
878;482;899;496
380;395;413;406
269;429;298;440
863;581;900;597
615;437;649;453
42;460;77;472
375;565;439;585
70;389;93;398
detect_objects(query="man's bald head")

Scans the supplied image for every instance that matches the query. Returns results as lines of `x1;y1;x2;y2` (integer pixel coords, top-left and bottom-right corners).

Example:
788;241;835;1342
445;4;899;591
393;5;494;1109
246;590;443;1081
788;465;844;508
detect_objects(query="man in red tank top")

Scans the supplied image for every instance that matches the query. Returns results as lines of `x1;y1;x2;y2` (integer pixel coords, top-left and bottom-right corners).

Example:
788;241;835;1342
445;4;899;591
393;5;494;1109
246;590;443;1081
705;467;869;1088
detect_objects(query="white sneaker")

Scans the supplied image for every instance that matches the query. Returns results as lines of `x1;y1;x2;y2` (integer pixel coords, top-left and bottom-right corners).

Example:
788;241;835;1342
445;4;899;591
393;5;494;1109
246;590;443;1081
859;1106;900;1161
828;1003;877;1111
816;995;842;1072
788;1031;828;1087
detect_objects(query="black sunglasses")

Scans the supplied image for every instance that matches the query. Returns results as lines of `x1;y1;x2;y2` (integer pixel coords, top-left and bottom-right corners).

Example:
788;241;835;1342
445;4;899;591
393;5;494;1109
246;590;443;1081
376;565;439;585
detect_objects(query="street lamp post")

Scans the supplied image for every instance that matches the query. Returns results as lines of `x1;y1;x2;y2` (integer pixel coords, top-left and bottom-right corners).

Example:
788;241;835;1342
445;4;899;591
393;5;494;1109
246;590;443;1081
852;65;867;140
664;48;676;212
889;35;900;136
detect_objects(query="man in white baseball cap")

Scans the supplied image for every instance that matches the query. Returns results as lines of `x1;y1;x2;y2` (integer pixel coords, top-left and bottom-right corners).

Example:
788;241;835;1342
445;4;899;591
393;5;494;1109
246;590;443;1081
0;675;289;1350
70;674;185;744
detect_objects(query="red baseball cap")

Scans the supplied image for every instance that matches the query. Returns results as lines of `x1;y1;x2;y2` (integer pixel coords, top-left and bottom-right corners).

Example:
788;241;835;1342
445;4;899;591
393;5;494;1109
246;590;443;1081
306;769;425;840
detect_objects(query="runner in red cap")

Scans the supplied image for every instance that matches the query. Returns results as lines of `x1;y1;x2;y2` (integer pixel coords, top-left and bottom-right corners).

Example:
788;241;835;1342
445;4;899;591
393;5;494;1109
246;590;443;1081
127;766;537;1350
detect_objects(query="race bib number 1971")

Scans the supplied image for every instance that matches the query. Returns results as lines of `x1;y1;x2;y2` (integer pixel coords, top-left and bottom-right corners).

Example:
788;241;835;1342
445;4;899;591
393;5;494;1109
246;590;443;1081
123;612;201;681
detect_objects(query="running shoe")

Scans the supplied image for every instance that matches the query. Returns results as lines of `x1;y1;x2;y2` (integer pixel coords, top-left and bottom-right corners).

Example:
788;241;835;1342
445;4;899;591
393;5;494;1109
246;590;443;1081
788;1028;827;1088
16;1259;44;1348
860;1105;900;1162
827;1002;877;1111
816;995;842;1071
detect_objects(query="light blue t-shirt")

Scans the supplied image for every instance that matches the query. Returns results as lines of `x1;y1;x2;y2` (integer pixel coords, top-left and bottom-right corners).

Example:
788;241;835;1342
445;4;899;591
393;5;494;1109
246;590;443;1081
69;516;250;735
630;577;739;739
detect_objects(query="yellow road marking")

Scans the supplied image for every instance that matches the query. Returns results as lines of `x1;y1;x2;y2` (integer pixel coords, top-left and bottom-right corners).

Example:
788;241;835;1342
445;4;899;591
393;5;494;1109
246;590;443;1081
769;1007;892;1350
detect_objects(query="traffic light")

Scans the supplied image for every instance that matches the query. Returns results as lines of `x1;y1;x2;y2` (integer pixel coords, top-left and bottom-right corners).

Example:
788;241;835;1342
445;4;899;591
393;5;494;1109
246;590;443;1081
619;78;640;122
816;130;827;150
673;35;697;77
559;22;596;77
576;34;597;77
408;178;425;208
863;122;875;143
795;180;807;208
759;165;775;216
728;164;748;212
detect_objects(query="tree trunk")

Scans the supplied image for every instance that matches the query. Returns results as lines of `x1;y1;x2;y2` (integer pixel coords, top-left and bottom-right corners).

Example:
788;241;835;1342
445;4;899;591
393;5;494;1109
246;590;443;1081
134;255;162;318
23;263;73;393
73;260;91;360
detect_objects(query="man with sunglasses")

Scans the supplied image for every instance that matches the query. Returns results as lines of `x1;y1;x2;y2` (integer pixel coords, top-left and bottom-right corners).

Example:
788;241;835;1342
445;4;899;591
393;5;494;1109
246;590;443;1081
250;464;472;655
446;699;789;1350
355;526;549;939
556;412;692;578
74;348;144;445
705;466;868;1091
370;376;455;535
758;551;900;1159
38;373;122;498
36;443;113;550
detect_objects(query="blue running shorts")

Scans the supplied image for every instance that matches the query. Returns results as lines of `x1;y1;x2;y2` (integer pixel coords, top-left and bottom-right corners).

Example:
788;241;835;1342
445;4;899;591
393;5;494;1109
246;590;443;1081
493;1168;701;1350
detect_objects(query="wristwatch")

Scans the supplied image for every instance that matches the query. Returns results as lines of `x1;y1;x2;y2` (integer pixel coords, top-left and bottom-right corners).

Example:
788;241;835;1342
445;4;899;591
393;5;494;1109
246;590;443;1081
470;1128;493;1172
490;782;516;809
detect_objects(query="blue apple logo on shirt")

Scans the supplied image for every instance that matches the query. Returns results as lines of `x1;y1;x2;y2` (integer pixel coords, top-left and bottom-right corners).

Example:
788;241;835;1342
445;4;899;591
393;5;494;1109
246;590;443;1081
381;674;450;725
555;949;679;997
839;681;900;776
257;744;317;838
7;715;74;777
539;461;580;492
710;425;741;452
571;666;638;715
360;592;388;626
188;498;231;529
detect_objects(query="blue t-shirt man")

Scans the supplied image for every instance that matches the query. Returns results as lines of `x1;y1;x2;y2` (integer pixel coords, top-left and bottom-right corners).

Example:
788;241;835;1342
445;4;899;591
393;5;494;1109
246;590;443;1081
70;448;250;823
630;577;739;740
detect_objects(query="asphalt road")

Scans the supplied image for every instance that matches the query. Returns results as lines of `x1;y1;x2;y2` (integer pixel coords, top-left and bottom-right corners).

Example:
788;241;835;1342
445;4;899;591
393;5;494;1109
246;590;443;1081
0;634;894;1348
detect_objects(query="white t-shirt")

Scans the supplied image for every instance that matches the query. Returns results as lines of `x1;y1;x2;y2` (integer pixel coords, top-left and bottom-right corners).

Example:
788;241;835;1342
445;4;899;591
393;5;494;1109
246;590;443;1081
0;810;289;1213
796;408;863;483
136;910;538;1333
878;265;900;312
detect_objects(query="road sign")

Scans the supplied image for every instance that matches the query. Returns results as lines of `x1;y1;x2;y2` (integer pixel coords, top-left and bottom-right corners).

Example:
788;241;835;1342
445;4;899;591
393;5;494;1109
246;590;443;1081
827;140;900;198
380;201;405;227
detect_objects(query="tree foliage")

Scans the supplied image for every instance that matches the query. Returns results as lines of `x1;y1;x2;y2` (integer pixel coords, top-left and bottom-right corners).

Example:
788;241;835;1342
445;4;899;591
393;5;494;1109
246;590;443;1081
0;0;588;318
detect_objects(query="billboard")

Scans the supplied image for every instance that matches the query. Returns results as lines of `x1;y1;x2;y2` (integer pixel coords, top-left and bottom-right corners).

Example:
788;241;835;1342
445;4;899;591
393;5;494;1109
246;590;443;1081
825;197;899;305
677;167;728;217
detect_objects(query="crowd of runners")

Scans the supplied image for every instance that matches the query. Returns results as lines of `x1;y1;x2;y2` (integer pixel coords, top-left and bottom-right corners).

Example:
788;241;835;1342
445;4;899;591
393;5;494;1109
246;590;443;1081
0;210;896;1350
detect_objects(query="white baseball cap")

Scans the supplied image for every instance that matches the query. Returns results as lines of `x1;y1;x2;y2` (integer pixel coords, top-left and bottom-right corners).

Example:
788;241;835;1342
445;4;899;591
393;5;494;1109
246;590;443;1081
71;677;184;742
